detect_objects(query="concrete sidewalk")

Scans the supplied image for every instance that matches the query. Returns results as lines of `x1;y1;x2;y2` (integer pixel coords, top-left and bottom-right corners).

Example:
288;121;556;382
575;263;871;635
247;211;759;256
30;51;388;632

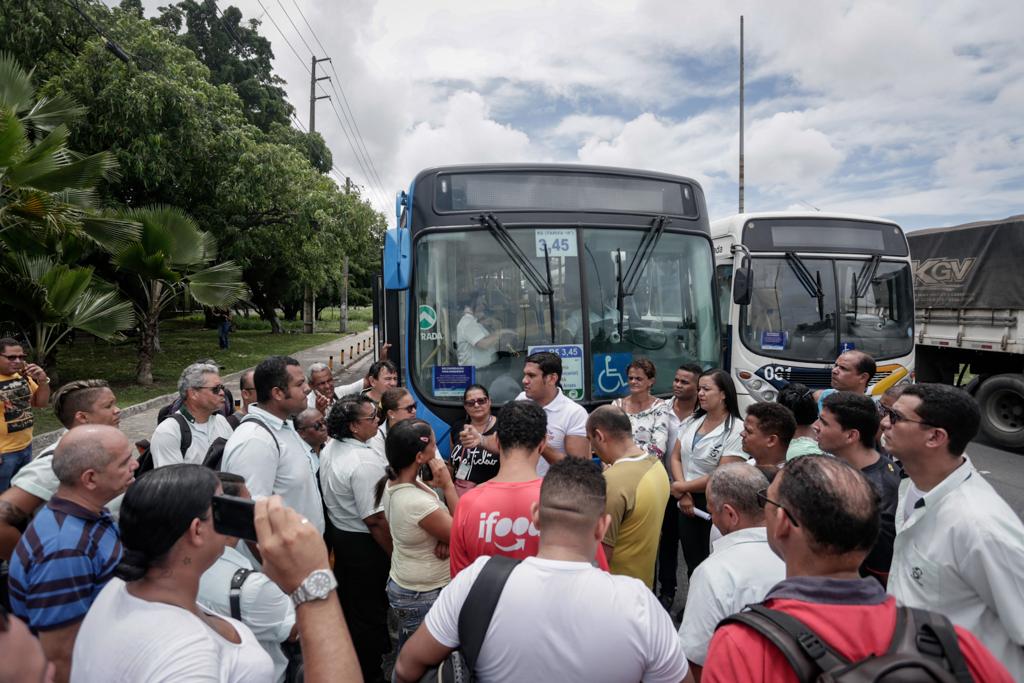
33;329;377;447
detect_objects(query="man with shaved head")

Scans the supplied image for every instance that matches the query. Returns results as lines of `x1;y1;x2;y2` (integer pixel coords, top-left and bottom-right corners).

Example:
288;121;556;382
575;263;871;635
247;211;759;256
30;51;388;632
8;425;137;683
702;455;1011;682
587;405;669;587
396;457;692;683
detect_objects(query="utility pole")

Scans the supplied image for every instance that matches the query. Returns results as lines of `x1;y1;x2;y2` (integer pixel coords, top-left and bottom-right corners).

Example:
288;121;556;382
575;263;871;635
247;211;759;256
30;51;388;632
738;15;745;213
339;256;349;333
304;55;331;334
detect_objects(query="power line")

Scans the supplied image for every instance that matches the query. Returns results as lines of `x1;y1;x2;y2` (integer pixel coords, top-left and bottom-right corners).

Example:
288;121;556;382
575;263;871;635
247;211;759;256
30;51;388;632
279;0;389;202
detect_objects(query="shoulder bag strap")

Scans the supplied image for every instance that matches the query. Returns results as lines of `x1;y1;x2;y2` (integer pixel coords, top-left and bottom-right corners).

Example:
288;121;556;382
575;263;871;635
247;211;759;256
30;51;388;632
457;555;522;673
171;412;192;457
229;567;254;620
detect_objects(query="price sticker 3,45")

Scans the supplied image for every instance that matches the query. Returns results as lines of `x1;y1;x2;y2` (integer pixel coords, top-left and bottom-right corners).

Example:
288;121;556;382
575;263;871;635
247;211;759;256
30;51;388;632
535;229;577;258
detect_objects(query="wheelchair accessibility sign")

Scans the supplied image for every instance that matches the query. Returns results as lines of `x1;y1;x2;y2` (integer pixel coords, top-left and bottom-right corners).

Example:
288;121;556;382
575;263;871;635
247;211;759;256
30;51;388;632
593;352;632;398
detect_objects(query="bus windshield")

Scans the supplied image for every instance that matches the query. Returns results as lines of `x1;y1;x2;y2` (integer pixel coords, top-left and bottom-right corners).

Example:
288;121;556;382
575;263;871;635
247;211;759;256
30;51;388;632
412;226;718;403
739;257;914;362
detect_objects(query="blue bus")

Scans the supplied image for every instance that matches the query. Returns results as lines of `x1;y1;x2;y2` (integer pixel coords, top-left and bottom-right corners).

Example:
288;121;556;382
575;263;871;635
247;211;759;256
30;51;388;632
377;164;722;455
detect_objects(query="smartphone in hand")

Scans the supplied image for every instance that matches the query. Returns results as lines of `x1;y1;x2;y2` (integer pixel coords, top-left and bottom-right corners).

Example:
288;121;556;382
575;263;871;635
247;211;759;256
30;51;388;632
419;462;434;482
212;494;257;542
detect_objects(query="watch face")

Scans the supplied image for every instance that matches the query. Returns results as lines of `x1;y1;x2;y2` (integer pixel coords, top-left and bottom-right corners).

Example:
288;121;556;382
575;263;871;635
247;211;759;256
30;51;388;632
305;570;335;599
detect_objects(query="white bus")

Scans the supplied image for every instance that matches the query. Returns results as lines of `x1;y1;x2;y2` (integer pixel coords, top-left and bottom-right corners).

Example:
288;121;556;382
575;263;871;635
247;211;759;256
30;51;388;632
712;212;915;410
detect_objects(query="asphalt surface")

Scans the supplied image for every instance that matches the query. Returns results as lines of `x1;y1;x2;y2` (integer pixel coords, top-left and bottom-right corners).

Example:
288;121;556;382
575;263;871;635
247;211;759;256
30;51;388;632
966;438;1024;519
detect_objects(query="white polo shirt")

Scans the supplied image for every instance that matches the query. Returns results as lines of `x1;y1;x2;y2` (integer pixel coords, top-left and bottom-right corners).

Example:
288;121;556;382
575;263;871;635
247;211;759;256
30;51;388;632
676;414;747;481
150;410;234;468
664;401;695;479
457;312;497;368
319;437;386;533
888;456;1024;680
678;526;785;665
197;545;295;683
221;406;325;534
425;555;689;683
307;377;365;409
514;389;588;476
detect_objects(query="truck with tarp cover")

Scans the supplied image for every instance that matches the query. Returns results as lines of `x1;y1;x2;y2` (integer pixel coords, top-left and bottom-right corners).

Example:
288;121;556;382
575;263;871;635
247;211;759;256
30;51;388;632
910;215;1024;449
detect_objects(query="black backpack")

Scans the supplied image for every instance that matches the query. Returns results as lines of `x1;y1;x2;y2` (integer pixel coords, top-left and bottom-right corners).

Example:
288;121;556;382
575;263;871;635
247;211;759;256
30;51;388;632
136;413;191;476
718;603;973;682
203;415;280;471
230;568;303;683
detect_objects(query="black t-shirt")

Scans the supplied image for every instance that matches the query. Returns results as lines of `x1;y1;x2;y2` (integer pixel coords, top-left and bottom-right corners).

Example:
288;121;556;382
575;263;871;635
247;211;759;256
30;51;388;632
448;419;500;485
859;453;901;583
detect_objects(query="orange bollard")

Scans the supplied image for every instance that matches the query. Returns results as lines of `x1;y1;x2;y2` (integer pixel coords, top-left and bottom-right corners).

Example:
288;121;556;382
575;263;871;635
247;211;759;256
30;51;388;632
328;355;334;371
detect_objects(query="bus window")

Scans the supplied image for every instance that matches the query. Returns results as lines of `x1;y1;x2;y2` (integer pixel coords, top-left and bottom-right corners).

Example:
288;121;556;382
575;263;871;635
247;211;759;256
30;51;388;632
412;228;582;404
583;229;718;397
716;264;733;325
836;260;914;359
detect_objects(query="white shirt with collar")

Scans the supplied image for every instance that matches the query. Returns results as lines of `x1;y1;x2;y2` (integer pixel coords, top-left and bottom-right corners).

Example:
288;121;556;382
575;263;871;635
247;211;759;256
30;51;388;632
221;405;325;534
457;311;497;368
319;437;386;533
888;455;1024;680
306;377;366;410
677;414;747;481
677;526;785;665
197;544;295;683
665;401;695;479
514;389;588;476
150;409;235;468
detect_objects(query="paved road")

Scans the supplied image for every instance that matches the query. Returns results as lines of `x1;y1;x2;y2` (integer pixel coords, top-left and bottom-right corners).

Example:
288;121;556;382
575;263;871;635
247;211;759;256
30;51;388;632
967;438;1024;519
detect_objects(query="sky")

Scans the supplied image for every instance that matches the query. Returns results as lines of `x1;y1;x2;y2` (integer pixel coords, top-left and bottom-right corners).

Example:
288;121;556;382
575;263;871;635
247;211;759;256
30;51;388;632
131;0;1024;231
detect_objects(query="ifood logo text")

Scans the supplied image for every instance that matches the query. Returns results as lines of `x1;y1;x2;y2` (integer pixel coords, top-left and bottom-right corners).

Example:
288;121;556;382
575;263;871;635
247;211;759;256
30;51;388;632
477;511;539;552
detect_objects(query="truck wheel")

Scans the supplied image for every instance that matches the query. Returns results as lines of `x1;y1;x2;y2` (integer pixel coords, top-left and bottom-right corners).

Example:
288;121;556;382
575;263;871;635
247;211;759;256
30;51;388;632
975;374;1024;450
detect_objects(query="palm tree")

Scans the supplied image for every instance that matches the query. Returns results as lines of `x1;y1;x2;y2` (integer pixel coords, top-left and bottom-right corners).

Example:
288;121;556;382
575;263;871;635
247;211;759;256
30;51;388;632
0;52;139;253
113;205;248;384
3;253;135;367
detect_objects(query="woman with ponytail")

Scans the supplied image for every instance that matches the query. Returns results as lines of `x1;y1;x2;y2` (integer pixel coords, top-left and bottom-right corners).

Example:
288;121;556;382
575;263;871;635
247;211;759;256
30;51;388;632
376;418;456;654
70;464;273;682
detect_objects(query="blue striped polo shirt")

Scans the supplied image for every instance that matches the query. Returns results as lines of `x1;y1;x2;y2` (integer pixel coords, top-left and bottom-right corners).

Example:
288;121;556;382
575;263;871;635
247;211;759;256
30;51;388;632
8;496;123;631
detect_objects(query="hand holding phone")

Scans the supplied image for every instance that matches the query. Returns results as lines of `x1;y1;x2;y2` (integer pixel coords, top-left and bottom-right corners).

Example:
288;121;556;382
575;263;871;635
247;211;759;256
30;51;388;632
212;494;258;542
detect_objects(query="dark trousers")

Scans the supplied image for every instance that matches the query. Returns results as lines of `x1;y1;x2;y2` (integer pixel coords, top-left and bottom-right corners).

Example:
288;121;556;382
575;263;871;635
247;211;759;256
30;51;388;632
218;320;230;349
656;496;681;597
677;492;713;578
329;527;391;683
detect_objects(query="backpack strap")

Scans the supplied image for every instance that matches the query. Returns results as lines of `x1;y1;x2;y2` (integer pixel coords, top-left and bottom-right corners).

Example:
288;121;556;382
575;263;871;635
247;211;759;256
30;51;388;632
457;555;521;673
718;604;849;683
229;567;254;621
239;415;281;455
892;607;974;683
171;412;192;457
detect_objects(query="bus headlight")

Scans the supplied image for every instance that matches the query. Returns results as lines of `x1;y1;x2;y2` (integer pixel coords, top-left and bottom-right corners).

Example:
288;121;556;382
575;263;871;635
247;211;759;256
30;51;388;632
737;370;778;403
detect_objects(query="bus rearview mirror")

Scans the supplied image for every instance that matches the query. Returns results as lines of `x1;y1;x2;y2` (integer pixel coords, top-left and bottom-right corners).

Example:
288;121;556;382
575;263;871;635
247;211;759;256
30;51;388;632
733;259;753;306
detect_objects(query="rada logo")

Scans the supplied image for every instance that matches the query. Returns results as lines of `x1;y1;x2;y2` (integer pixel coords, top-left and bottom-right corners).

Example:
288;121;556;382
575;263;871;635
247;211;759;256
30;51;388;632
418;305;437;330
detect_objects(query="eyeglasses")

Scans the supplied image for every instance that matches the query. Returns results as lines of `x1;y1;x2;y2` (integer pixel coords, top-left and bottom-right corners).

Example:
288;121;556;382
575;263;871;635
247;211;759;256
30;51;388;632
464;398;489;407
354;414;379;423
1;354;27;361
301;420;326;431
879;404;932;427
757;488;801;527
198;384;226;394
396;403;417;414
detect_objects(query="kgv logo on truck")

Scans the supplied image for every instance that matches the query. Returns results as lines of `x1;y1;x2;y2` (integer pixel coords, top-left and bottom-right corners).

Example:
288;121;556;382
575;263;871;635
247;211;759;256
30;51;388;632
912;258;976;286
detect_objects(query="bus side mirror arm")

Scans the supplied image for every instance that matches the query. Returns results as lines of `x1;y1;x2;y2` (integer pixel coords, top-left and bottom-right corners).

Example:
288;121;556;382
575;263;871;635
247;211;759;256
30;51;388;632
731;244;753;306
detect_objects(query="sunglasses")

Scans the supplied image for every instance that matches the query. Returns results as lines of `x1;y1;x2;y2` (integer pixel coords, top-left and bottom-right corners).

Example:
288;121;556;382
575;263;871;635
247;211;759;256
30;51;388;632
757;488;801;527
199;384;226;394
1;354;27;361
879;404;932;427
464;398;489;407
396;403;418;413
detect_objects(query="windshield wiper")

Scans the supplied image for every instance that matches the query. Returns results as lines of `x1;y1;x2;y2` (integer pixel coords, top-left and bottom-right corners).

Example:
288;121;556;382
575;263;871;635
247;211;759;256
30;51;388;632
854;255;881;299
476;213;555;342
615;215;669;336
785;252;825;321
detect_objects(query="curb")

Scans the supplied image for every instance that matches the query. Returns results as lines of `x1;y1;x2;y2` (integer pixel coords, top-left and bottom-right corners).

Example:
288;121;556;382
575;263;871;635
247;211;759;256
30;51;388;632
30;329;375;450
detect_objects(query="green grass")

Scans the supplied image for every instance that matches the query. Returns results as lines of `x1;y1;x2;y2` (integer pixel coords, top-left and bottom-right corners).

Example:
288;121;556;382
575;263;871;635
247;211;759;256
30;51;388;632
33;308;370;435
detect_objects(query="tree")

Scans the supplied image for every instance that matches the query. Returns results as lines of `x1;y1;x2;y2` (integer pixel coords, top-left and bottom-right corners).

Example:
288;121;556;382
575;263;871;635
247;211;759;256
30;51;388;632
113;205;247;384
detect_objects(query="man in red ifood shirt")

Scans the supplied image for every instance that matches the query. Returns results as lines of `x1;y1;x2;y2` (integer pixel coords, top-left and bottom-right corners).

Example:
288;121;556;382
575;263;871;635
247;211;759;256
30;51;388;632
448;400;607;576
703;455;1011;683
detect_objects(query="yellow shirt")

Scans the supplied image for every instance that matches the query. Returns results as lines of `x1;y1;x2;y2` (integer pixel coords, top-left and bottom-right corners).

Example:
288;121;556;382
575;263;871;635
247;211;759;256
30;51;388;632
603;454;670;588
0;373;38;453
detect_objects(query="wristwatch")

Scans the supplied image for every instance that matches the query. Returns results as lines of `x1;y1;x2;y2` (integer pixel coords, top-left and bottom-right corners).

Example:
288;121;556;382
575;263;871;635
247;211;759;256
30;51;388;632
289;569;337;607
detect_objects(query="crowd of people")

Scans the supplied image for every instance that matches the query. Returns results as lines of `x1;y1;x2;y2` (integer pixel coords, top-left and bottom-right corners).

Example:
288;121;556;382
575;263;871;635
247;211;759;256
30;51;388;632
1;333;1022;682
